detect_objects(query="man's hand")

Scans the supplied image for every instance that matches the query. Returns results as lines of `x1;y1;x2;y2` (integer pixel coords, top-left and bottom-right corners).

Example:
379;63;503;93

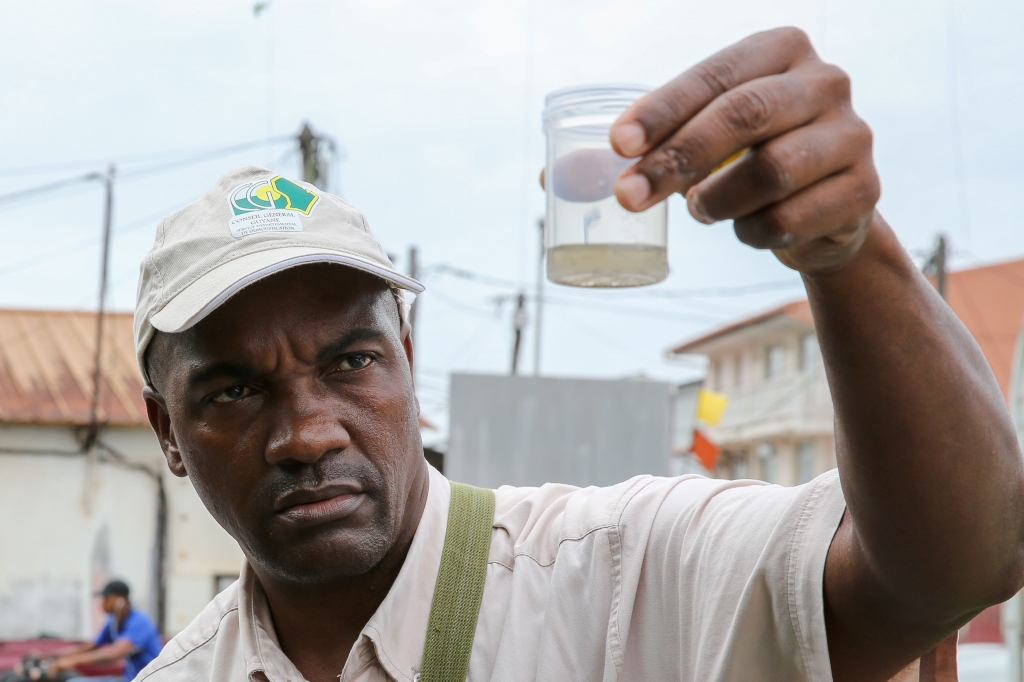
47;657;70;673
611;27;878;274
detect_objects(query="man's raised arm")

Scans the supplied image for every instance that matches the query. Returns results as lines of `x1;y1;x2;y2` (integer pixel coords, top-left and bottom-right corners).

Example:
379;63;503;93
608;27;1024;681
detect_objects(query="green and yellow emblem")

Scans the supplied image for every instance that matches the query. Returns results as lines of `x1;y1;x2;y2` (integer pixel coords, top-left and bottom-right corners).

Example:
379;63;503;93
227;175;320;238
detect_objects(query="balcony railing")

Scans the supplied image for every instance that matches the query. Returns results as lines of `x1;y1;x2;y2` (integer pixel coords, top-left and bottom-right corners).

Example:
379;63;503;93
712;369;834;443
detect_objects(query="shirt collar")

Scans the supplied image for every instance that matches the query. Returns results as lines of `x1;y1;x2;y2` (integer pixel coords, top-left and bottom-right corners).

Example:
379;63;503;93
235;465;450;682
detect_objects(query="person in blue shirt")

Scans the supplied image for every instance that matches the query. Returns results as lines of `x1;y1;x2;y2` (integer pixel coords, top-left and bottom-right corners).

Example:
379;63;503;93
50;580;164;682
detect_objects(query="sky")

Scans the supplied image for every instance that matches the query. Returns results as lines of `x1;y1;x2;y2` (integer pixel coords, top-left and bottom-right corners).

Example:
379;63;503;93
2;0;1023;440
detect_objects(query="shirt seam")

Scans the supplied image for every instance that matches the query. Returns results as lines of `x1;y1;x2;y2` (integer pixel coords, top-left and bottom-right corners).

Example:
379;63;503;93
134;606;239;682
788;475;829;680
604;475;663;680
249;578;272;680
364;624;413;682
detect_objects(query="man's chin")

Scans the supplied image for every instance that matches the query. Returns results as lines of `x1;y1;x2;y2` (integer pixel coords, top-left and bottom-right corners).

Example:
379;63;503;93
250;525;394;584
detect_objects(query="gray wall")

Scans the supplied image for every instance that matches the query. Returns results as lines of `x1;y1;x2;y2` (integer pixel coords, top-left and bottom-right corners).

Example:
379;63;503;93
447;373;681;489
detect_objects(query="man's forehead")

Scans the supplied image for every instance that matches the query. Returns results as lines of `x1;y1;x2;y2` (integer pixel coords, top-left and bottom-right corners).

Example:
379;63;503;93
147;265;402;382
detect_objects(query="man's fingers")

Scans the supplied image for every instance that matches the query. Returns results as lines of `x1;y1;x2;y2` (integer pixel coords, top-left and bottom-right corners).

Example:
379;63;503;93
688;113;871;223
731;162;880;264
616;63;850;211
610;27;817;158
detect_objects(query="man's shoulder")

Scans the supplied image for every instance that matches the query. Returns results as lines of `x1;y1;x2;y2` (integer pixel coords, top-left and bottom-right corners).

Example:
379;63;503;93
127;608;159;630
135;583;242;682
489;474;721;564
488;472;840;566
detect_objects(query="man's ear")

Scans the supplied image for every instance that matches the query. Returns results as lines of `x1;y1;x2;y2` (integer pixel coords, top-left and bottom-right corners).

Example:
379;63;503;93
143;386;187;478
399;321;421;416
400;321;415;375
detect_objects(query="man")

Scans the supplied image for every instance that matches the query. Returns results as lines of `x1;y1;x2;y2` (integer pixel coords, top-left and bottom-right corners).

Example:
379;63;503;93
135;28;1024;682
50;580;163;682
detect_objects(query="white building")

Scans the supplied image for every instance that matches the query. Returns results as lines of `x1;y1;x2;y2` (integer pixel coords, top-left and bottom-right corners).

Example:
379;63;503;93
0;309;243;640
668;257;1024;645
670;300;835;486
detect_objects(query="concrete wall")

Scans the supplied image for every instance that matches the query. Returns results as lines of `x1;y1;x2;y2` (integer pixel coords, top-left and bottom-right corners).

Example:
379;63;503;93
0;424;243;638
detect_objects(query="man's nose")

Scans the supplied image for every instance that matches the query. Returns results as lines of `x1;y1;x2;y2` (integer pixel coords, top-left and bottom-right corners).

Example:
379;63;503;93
264;382;351;466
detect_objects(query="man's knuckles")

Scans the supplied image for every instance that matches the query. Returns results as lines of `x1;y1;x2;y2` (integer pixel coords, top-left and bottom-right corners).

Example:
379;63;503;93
721;84;783;140
771;25;815;58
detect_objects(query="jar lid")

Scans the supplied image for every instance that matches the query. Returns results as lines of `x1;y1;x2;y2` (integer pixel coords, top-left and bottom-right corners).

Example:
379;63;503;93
542;84;651;125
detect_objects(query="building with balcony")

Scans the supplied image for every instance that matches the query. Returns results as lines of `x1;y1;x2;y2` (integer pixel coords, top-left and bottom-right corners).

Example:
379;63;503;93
667;256;1024;644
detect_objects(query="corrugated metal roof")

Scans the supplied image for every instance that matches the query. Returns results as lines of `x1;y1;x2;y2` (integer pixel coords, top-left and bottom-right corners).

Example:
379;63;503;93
0;308;442;430
0;309;146;426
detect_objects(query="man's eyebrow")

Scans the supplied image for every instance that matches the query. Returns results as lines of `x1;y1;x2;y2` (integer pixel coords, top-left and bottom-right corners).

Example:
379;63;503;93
187;362;258;390
316;327;387;363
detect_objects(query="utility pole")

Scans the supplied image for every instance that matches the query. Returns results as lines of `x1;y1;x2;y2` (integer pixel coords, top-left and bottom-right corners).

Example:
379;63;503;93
84;164;115;452
408;245;419;350
511;293;527;375
923;234;948;300
533;218;544;376
297;122;337;190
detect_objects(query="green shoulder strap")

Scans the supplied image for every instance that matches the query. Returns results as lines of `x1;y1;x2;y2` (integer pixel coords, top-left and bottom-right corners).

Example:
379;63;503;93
419;482;496;682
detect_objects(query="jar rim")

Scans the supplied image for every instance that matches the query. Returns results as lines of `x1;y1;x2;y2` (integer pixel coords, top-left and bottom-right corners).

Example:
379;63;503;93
543;83;651;121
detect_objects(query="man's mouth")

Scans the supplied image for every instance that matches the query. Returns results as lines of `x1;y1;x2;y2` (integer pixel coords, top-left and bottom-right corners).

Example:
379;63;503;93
273;483;367;527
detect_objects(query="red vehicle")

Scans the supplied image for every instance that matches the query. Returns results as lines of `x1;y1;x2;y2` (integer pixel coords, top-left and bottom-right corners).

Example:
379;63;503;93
0;640;124;681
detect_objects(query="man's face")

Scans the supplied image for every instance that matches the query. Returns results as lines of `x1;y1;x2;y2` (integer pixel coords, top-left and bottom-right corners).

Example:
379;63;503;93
100;595;120;614
144;264;425;584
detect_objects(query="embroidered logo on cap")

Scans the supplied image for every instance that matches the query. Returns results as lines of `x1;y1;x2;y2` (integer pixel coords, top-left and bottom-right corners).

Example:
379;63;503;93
226;175;320;238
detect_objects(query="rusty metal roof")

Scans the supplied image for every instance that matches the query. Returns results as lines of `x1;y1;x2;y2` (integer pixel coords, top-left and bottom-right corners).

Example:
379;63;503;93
0;308;443;429
0;309;146;426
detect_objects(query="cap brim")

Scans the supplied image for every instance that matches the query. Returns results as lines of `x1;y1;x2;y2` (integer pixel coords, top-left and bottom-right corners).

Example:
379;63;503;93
150;246;425;333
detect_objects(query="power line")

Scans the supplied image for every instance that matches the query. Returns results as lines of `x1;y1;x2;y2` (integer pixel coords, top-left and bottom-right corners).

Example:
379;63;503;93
423;261;802;299
0;136;294;178
0;198;189;281
118;135;293;181
427;288;501;319
0;172;102;209
0;136;295;213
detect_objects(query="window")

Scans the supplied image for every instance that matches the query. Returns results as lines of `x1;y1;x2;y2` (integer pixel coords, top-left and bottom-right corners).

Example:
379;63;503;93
797;441;817;484
756;442;777;483
801;333;819;373
765;344;785;379
716;355;735;390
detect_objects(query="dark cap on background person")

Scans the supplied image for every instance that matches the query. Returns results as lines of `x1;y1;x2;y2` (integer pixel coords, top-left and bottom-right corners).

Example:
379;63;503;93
96;579;130;599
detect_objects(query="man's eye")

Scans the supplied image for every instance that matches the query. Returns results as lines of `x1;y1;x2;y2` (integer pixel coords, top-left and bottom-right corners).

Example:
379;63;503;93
338;354;373;371
210;385;252;404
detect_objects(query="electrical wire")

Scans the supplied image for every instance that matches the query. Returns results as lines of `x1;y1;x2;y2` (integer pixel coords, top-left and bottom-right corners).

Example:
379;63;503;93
0;136;295;213
0;136;294;178
423;261;803;299
118;135;293;181
0;172;102;210
0;198;188;281
425;288;501;319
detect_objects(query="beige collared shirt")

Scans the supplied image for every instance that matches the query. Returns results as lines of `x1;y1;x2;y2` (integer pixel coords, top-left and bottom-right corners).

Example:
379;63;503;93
138;464;846;682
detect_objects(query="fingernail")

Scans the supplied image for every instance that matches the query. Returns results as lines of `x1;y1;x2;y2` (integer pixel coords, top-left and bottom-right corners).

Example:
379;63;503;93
611;122;646;157
617;174;650;208
686;187;715;225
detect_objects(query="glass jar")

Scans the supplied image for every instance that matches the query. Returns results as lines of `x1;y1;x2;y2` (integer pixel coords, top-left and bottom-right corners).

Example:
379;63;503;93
543;84;668;288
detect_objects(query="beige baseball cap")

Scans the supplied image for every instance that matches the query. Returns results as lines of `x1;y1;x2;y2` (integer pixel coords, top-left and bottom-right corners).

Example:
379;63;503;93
134;165;424;382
